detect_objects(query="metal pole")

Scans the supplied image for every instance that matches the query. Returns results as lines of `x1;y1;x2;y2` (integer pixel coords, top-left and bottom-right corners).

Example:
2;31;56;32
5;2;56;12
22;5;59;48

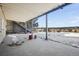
45;14;48;40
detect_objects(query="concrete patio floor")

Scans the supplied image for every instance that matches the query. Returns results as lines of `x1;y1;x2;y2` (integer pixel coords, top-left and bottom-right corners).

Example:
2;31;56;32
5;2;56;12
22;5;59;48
0;37;79;56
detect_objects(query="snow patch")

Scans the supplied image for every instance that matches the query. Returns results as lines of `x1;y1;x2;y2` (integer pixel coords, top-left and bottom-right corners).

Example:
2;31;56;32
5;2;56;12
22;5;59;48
64;33;79;37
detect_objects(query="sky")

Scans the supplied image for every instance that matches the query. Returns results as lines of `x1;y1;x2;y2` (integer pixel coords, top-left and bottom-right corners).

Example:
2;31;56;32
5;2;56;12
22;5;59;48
36;3;79;27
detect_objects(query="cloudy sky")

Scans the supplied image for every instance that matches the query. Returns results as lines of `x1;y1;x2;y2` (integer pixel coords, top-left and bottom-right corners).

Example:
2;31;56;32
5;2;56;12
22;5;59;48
36;3;79;27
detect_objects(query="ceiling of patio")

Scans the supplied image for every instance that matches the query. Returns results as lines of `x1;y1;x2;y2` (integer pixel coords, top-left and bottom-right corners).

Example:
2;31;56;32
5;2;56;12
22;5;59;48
1;3;62;22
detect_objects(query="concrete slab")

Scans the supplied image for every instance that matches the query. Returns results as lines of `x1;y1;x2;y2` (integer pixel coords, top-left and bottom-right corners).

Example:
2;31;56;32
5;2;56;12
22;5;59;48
0;37;79;56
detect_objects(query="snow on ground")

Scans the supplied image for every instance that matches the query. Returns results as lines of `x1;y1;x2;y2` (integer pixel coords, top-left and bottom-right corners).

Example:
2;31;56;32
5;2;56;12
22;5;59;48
3;34;28;45
3;33;37;45
37;32;79;48
64;33;79;37
3;32;79;48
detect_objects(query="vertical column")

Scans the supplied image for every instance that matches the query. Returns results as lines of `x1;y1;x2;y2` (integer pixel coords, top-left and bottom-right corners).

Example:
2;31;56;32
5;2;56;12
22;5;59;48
31;20;33;31
25;22;27;33
12;21;15;33
0;5;6;43
45;14;48;40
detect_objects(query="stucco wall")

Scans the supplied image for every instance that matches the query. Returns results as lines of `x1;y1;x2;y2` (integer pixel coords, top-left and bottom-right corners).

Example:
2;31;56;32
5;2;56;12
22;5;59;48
0;6;6;43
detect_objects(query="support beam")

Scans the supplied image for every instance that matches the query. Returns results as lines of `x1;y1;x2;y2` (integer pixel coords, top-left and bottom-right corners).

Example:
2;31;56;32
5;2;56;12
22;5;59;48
45;14;48;40
30;3;71;21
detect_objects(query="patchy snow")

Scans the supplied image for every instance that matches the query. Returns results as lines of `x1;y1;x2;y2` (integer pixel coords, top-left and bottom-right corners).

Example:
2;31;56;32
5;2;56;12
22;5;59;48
64;33;79;37
3;33;38;45
37;32;79;48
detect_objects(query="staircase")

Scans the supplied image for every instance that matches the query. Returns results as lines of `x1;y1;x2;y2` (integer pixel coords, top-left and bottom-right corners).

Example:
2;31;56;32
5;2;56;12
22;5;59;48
12;21;26;34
